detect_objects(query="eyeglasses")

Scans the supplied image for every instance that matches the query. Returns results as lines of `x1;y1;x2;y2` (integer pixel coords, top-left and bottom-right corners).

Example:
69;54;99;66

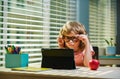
63;36;79;43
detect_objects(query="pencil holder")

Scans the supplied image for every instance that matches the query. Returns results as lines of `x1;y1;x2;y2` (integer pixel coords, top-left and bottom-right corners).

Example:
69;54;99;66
5;54;28;68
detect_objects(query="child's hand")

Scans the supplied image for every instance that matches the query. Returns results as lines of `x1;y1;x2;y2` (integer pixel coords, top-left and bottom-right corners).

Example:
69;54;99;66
76;34;89;45
57;36;65;48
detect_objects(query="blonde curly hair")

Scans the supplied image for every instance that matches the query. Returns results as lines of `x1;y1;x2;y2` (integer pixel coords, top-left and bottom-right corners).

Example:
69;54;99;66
59;21;87;49
59;21;87;36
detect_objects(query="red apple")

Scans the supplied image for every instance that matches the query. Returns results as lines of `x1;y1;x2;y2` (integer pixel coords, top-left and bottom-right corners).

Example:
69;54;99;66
89;59;100;70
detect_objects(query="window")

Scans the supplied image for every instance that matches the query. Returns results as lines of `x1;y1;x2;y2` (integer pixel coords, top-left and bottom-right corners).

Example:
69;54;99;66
89;0;117;47
0;0;77;67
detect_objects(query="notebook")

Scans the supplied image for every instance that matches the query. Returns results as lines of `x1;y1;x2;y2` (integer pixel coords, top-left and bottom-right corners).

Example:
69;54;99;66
11;67;51;72
41;48;76;69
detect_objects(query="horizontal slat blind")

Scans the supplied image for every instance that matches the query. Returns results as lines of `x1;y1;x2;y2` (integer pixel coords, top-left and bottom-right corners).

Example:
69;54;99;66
89;0;117;47
49;0;77;48
0;0;77;67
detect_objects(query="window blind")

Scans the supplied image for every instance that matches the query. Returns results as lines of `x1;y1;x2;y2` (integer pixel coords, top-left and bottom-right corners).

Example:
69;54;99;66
0;0;77;67
89;0;117;47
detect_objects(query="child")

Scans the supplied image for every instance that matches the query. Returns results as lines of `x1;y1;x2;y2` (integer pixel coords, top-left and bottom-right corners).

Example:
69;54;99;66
57;21;94;67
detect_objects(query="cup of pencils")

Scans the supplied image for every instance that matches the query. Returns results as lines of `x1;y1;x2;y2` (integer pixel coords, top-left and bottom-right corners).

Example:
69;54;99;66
5;45;28;68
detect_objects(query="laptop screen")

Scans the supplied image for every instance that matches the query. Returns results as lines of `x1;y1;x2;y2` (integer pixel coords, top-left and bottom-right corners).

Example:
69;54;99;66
41;48;76;69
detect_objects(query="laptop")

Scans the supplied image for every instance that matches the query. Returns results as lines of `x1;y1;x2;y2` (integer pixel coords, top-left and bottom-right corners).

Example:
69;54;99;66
41;48;76;69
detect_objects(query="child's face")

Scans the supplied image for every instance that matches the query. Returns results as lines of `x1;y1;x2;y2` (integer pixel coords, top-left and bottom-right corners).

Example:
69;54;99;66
63;31;80;52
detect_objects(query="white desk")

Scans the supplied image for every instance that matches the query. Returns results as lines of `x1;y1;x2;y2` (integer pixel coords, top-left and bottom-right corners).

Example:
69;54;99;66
0;66;120;79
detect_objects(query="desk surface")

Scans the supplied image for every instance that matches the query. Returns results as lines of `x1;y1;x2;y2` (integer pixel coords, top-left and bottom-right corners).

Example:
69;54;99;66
0;66;120;79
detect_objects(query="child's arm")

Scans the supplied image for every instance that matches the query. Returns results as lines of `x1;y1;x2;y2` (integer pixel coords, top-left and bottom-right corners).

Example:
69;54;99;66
76;34;92;67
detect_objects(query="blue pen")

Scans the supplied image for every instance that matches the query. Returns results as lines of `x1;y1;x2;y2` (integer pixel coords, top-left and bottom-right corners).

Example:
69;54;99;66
17;47;21;54
15;46;21;54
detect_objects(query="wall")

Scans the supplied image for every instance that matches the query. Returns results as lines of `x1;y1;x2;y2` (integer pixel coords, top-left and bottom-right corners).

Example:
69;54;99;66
77;0;89;34
116;0;120;54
